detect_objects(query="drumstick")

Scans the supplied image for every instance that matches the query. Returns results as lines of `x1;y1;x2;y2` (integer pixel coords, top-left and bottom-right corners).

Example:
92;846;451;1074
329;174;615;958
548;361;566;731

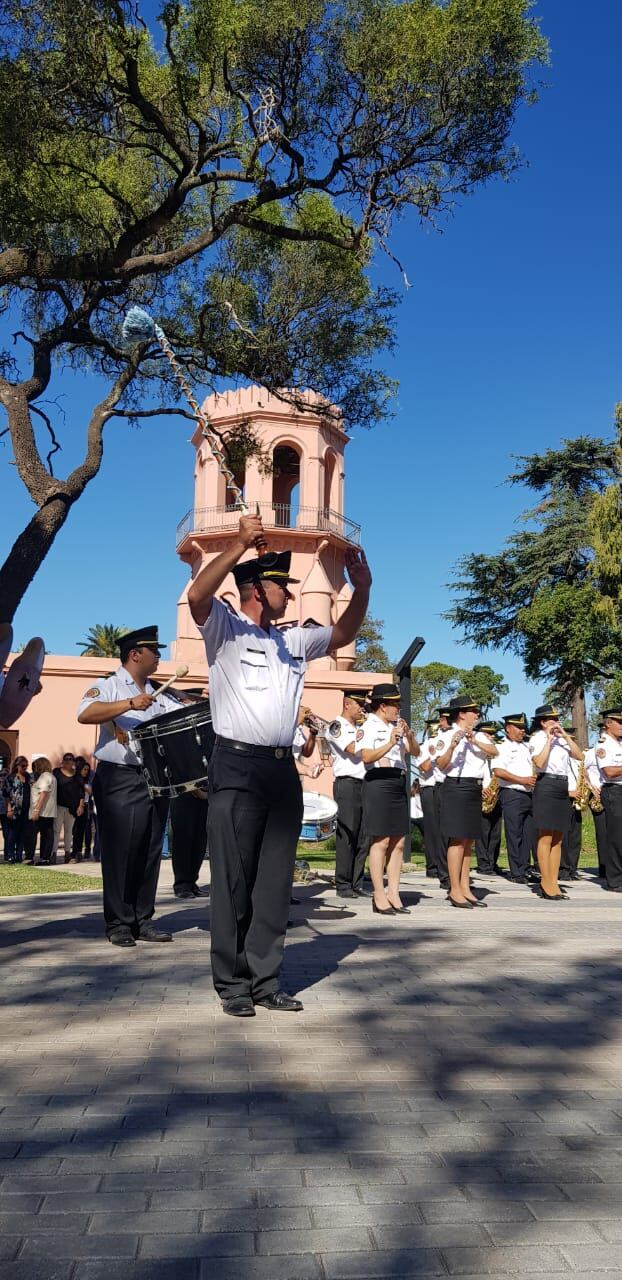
155;664;189;698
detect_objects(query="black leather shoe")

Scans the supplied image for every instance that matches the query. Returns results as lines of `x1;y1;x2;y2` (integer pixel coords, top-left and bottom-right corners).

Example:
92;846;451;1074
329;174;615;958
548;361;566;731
109;931;136;948
174;888;195;899
569;872;580;881
604;885;622;892
354;886;373;897
222;996;255;1017
137;924;173;942
439;879;450;891
447;896;474;909
372;899;396;915
337;888;357;898
192;884;209;896
254;992;303;1012
509;876;527;884
525;869;540;883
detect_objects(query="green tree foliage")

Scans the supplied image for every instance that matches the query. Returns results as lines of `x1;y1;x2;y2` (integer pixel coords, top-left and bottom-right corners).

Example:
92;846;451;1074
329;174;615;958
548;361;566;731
352;614;390;674
410;660;507;728
589;405;622;627
78;624;130;657
0;0;547;618
446;437;620;745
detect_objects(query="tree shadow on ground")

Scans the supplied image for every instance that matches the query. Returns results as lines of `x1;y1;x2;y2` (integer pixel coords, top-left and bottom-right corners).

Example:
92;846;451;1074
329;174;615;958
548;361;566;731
2;888;622;1276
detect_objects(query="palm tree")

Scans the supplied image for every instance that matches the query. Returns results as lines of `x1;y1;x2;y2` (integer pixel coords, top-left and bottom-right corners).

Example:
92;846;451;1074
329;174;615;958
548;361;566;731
78;624;129;657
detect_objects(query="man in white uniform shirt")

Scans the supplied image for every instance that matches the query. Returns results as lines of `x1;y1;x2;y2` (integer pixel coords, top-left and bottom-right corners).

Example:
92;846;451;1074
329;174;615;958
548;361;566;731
492;712;537;884
324;689;370;899
188;515;371;1016
596;707;622;892
584;732;608;880
77;625;179;947
417;716;448;886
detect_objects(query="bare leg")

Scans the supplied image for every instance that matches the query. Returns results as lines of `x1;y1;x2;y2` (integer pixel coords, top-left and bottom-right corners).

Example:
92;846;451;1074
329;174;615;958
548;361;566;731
369;837;392;909
549;832;563;894
537;831;554;894
448;839;469;903
461;841;476;900
386;837;406;908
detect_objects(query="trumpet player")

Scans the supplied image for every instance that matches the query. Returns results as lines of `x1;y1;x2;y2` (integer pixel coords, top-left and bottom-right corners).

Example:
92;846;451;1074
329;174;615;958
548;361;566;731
435;697;498;909
474;721;503;878
529;705;583;900
584;728;608;879
492;713;538;885
293;706;324;780
595;707;622;892
325;690;370;899
560;727;584;883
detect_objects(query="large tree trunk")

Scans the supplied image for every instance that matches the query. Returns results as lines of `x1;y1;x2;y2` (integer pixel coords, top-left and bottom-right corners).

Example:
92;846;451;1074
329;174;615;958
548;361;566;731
571;686;588;749
0;496;72;622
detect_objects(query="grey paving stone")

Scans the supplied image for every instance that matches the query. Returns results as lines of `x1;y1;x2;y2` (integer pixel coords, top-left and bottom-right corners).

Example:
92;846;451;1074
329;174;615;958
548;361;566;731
198;1258;322;1280
486;1219;604;1244
560;1244;622;1269
0;1265;73;1280
320;1250;446;1278
41;1192;148;1213
138;1232;255;1258
256;1227;372;1254
0;1245;19;1263
0;1212;89;1234
419;1200;534;1223
441;1244;567;1273
75;1264;198;1280
88;1209;200;1234
19;1236;139;1259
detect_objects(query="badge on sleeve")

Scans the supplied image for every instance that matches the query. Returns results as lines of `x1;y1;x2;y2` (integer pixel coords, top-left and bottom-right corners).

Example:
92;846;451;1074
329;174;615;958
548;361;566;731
356;729;364;742
85;687;100;698
329;720;341;737
597;748;606;758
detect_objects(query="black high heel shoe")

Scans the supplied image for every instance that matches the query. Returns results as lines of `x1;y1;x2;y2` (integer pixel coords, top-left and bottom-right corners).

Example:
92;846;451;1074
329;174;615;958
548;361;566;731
447;896;474;909
537;887;566;901
387;903;411;914
372;899;396;915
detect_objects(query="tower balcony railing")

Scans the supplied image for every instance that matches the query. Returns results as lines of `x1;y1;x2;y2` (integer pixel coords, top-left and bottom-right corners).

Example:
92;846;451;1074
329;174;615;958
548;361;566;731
176;502;361;549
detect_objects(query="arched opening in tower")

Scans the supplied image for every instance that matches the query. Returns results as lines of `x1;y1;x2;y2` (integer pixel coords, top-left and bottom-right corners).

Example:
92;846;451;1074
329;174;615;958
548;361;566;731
272;444;301;527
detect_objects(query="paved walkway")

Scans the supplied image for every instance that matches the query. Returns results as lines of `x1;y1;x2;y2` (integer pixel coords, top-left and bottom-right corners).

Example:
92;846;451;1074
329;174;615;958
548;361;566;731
2;869;622;1279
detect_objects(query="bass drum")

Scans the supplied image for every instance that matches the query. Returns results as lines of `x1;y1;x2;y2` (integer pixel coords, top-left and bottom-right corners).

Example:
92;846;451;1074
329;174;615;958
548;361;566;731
301;791;338;842
130;702;215;799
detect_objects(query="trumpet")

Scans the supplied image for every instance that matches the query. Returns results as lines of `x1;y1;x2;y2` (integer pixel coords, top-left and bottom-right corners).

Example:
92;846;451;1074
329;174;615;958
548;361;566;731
302;710;330;734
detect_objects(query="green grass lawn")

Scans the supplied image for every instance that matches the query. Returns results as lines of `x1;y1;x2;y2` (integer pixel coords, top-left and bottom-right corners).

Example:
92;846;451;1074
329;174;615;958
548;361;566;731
0;865;102;895
297;809;601;872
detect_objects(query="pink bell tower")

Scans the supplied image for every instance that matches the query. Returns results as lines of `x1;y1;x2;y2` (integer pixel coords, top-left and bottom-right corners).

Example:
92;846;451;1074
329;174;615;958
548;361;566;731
174;386;365;681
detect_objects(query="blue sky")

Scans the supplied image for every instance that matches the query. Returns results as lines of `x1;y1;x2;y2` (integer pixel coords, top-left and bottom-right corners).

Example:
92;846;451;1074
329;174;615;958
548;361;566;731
2;0;621;720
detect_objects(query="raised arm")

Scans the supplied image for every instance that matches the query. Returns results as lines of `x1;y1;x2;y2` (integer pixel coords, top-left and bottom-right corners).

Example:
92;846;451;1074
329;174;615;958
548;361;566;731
188;515;264;627
329;549;372;651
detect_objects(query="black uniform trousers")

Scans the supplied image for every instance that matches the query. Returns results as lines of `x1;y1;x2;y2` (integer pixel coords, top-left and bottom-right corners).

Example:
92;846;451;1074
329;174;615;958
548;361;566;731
592;807;608;877
208;744;303;1001
420;784;446;877
499;789;534;879
560;805;582;874
93;762;168;938
170;791;209;892
600;785;622;888
333;777;368;892
475;802;502;874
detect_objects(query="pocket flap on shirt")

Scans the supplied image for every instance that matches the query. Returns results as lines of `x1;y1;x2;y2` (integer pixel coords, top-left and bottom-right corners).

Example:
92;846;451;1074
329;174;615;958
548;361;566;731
241;651;268;667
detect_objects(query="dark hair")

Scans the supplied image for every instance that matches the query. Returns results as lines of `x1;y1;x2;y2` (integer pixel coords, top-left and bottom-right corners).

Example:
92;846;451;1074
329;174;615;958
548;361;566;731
11;756;28;775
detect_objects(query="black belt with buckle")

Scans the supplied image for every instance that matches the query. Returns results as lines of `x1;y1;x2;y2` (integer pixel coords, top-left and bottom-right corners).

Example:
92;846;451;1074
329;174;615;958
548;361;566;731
215;736;293;760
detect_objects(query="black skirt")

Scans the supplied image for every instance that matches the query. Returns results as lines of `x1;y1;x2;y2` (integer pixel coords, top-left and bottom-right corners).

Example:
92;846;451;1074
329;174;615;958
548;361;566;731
362;769;410;838
440;777;483;841
532;775;571;834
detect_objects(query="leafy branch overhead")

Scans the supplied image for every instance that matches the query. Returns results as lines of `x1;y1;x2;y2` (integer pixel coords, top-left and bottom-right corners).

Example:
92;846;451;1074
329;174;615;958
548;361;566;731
445;433;622;742
0;0;547;619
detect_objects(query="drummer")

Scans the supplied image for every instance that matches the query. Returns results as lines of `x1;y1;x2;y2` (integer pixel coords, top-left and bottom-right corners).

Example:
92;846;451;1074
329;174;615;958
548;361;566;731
77;626;179;947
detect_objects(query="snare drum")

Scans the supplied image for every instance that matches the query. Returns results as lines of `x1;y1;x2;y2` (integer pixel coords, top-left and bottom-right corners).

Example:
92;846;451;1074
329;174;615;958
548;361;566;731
130;703;215;799
300;791;338;842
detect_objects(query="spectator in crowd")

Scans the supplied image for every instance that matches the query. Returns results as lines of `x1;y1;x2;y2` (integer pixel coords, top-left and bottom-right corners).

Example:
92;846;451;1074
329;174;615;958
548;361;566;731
52;752;84;862
2;756;32;864
70;759;93;862
29;756;57;864
0;759;9;856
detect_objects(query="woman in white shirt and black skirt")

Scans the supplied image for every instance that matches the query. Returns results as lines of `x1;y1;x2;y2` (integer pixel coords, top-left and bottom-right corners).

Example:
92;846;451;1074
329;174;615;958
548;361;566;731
360;683;418;915
529;704;583;900
435;697;498;909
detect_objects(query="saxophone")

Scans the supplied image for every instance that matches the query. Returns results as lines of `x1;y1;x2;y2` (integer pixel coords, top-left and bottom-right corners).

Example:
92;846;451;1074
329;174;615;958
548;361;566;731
573;760;591;813
482;772;500;814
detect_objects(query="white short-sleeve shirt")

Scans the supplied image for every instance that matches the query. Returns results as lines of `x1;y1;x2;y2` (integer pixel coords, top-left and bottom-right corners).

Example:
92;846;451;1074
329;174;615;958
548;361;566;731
324;716;366;780
595;733;622;786
359;712;407;772
493;738;535;792
199;599;332;747
584;746;601;793
435;725;492;780
77;668;180;766
529;730;572;777
417;735;445;787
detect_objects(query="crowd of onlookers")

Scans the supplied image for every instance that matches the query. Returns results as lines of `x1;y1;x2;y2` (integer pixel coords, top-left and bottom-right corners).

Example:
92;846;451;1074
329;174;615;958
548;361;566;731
0;752;99;865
